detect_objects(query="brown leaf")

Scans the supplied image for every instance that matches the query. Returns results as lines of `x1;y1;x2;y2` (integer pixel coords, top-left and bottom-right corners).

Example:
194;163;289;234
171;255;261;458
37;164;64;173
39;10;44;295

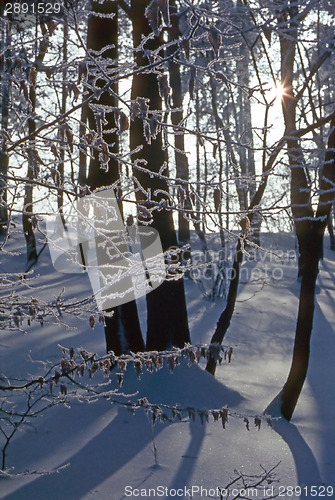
118;111;129;134
29;148;44;169
50;143;59;159
212;410;219;422
100;141;110;165
254;417;262;430
208;28;221;56
20;80;29;100
227;346;233;363
51;167;60;185
68;82;81;102
13;57;22;70
65;125;74;153
143;122;151;144
89;315;95;329
178;186;186;206
138;97;149;116
220;408;228;429
131;97;149;120
29;67;37;85
239;216;250;232
85;133;94;144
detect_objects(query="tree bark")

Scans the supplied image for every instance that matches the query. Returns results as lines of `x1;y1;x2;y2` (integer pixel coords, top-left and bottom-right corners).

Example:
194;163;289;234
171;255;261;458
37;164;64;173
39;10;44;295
0;19;10;232
205;131;282;375
168;0;190;247
86;0;144;355
130;0;190;350
280;117;335;420
23;23;51;268
206;237;244;375
261;3;335;420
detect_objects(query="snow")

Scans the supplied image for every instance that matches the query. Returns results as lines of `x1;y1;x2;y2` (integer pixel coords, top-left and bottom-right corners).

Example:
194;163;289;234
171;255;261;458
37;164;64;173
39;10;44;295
1;231;335;499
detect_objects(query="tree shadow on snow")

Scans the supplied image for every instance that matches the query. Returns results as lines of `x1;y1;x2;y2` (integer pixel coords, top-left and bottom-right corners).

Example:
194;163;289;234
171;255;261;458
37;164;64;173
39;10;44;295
266;264;335;489
271;419;323;487
2;362;243;500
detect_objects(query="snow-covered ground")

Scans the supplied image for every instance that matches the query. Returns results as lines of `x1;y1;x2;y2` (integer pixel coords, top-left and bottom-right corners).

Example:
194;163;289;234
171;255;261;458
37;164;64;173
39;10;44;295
1;230;335;499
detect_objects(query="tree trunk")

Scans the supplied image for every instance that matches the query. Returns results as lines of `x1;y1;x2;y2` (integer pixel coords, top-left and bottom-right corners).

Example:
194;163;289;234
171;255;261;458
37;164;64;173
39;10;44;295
168;0;190;247
206;238;244;375
205;133;281;375
130;0;190;350
23;22;51;268
280;117;335;420
86;0;144;355
0;19;10;232
280;224;320;420
270;4;335;419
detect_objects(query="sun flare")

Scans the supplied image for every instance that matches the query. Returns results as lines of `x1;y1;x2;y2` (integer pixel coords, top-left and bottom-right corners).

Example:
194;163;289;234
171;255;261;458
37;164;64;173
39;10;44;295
273;81;286;100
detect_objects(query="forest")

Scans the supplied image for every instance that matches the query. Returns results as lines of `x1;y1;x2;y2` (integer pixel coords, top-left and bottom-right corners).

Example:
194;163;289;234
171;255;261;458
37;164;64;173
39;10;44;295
1;0;335;498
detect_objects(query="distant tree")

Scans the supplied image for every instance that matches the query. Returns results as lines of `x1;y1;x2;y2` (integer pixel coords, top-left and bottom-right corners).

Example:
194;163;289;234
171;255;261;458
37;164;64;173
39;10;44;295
23;23;51;268
0;11;10;232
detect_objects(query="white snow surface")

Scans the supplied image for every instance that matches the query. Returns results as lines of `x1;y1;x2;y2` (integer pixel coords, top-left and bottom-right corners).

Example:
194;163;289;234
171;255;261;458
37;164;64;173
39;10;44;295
1;231;335;499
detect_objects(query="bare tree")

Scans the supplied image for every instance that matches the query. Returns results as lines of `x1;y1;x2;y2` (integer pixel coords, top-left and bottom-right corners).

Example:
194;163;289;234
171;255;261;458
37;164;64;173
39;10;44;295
129;0;190;350
85;0;145;354
266;0;335;420
0;12;11;232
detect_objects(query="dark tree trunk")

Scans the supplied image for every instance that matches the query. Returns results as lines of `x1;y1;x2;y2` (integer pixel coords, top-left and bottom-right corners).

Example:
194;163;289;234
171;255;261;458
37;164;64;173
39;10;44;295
130;0;190;350
327;206;335;250
206;238;244;375
168;0;190;247
280;224;320;420
263;5;335;420
86;0;144;355
280;117;335;420
205;138;280;375
271;5;320;419
0;19;10;232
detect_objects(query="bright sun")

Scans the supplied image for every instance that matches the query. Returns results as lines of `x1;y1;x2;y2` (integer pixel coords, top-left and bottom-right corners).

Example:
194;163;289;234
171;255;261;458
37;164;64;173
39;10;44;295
274;81;286;100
